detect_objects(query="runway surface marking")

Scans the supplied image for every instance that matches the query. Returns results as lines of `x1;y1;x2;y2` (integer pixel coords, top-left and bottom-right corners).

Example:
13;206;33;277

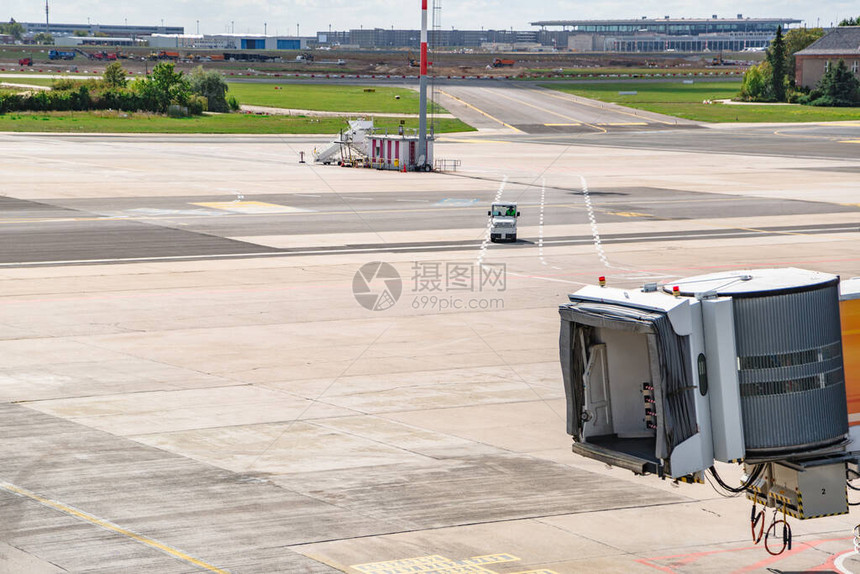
0;480;230;574
434;137;515;144
489;88;606;133
2;196;841;226
191;201;312;214
1;224;857;268
351;553;556;574
636;536;852;574
536;87;675;126
608;211;653;218
580;175;611;268
477;176;507;267
539;178;547;266
435;198;480;207
436;89;522;132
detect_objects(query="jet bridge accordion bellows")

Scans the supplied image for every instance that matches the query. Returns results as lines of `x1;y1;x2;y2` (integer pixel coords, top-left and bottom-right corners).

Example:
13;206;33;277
674;269;848;458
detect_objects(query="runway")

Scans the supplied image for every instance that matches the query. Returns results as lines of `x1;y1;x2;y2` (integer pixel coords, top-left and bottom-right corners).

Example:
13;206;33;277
0;187;857;266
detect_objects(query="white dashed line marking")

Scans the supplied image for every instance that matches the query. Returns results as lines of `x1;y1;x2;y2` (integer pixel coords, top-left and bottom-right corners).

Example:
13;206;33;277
477;176;507;267
539;178;547;266
581;175;611;269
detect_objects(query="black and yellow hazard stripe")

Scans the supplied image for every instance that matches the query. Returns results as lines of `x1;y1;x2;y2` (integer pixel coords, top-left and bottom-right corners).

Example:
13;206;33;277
767;491;848;520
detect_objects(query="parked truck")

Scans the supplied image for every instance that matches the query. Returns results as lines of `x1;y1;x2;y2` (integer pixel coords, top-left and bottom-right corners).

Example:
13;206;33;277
48;50;76;61
18;57;33;66
491;58;516;68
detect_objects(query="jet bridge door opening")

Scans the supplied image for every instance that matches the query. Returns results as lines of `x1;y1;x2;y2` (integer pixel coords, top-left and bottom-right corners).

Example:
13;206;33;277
582;342;612;437
561;301;698;477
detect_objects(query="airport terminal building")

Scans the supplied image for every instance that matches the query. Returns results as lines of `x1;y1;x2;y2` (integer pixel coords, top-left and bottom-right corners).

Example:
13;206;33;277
316;16;800;52
533;17;801;52
20;21;184;38
18;16;799;54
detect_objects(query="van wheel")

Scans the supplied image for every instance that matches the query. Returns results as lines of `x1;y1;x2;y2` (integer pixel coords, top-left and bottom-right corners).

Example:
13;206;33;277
511;234;517;242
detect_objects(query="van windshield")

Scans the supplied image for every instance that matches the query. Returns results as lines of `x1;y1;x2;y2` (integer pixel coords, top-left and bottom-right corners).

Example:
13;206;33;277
491;205;517;217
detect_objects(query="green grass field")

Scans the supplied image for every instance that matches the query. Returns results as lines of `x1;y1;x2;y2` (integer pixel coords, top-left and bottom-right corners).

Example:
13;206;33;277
226;82;446;114
543;81;860;122
0;110;473;134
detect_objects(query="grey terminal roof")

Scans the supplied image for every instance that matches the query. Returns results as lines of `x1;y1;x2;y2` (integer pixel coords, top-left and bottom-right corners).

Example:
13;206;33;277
531;17;800;34
796;26;860;56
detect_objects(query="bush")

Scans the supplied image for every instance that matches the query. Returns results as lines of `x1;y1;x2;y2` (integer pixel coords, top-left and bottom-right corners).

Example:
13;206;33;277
132;63;192;113
103;62;128;89
809;60;860;107
739;62;775;102
51;78;79;91
227;95;240;111
100;88;143;112
190;67;230;112
0;93;24;114
51;78;101;92
188;95;207;115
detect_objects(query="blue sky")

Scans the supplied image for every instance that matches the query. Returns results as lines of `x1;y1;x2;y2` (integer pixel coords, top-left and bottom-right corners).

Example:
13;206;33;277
4;1;857;35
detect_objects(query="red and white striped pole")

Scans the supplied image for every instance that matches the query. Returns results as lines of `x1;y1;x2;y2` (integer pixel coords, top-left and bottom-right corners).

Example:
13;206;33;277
417;0;429;169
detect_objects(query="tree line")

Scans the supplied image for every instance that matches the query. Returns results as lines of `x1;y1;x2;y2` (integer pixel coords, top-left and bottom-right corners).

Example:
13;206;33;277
0;63;239;115
740;25;860;106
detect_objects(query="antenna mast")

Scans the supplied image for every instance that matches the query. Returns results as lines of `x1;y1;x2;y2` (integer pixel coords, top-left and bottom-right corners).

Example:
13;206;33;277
417;0;429;169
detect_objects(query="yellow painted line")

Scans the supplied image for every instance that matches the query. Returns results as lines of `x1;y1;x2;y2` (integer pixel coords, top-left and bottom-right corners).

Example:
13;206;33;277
840;140;860;144
0;481;230;574
351;553;528;574
538;88;674;125
608;211;653;217
435;137;513;144
490;89;607;134
544;123;581;126
603;122;648;126
437;89;522;133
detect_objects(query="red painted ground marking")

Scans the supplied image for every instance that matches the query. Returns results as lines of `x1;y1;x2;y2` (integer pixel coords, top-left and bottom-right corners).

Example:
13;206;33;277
809;547;857;571
637;537;852;574
732;537;849;573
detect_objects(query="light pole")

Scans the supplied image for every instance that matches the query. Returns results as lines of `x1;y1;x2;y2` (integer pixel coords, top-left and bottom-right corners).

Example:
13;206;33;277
196;20;199;35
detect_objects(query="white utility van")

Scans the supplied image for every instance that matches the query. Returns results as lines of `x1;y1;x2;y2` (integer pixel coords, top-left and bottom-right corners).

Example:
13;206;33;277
488;202;520;242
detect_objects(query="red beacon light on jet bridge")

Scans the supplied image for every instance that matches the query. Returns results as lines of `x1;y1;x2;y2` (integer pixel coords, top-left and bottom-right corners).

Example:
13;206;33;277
598;276;606;287
672;285;680;297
